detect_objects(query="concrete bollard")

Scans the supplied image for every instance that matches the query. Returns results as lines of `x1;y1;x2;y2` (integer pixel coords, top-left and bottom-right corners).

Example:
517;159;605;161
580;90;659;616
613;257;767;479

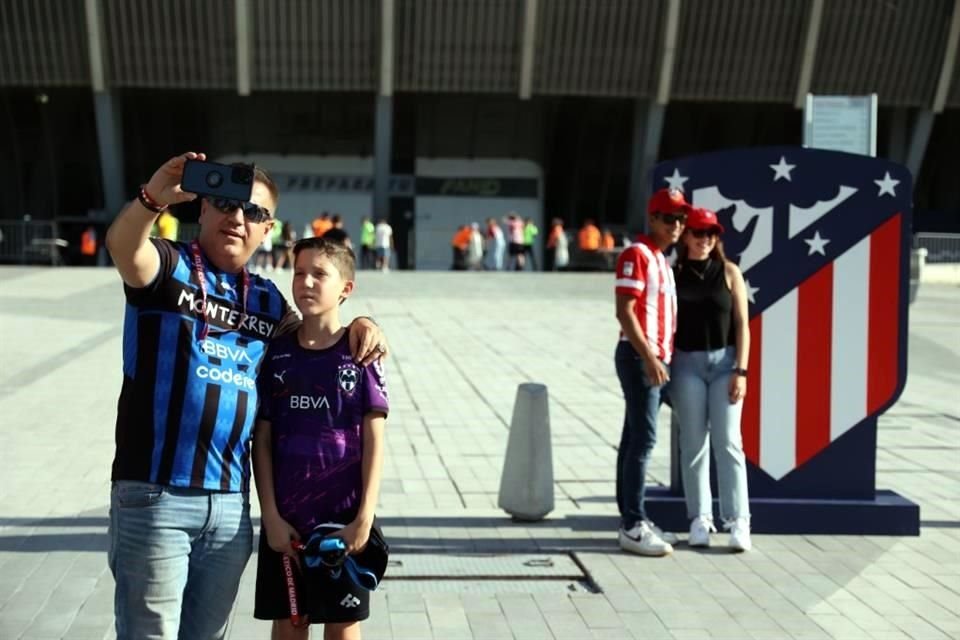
498;383;554;521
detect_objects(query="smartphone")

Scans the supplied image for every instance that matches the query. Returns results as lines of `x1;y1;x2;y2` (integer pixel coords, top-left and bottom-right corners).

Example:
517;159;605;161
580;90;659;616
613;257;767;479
181;160;254;201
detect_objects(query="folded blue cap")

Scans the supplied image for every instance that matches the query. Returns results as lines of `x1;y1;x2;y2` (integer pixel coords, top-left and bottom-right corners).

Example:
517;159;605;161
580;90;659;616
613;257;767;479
301;522;389;591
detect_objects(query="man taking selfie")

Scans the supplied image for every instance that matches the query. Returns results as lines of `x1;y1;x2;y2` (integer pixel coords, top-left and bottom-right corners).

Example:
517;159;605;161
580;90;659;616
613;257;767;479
104;151;388;639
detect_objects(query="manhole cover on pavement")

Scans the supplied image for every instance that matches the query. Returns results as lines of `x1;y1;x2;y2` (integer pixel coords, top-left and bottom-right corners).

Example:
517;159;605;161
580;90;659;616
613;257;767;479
383;579;596;593
383;553;601;593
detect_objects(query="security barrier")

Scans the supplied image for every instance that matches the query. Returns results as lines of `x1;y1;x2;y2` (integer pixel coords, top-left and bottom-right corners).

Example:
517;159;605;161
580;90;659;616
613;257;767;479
914;232;960;264
0;220;67;266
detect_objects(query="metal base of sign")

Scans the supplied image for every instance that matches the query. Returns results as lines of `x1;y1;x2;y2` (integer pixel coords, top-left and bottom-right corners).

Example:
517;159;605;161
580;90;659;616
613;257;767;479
645;487;920;536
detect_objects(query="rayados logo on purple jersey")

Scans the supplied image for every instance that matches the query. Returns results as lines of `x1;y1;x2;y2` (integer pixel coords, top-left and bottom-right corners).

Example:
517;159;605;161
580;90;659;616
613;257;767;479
338;363;361;395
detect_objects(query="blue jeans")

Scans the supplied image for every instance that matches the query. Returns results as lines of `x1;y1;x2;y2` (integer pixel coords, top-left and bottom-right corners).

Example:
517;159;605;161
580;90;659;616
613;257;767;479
108;481;253;640
615;340;666;529
671;347;750;521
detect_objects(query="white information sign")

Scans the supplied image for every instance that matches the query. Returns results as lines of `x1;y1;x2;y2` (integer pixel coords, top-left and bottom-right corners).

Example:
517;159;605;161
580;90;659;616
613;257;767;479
803;94;877;156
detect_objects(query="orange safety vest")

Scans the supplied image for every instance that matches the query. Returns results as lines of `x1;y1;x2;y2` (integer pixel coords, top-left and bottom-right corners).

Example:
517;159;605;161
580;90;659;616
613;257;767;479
452;228;472;250
578;225;600;251
81;228;97;256
602;231;615;250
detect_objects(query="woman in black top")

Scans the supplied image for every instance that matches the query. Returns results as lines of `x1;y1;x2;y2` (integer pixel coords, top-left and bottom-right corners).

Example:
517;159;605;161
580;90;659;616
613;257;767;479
672;207;753;551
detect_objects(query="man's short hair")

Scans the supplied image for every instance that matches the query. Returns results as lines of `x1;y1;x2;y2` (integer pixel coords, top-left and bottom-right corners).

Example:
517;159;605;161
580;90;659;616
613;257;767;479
293;237;356;281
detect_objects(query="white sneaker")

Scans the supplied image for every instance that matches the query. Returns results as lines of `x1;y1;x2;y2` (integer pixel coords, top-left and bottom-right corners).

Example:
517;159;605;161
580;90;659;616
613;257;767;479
619;522;673;556
688;515;716;547
644;519;679;545
725;517;752;552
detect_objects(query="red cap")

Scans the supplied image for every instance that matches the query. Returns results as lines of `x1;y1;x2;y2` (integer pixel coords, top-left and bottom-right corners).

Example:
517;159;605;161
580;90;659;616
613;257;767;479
647;187;690;215
685;207;725;233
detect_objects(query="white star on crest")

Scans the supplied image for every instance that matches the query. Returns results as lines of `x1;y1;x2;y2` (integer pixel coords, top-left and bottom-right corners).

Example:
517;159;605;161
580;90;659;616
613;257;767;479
804;231;830;256
664;169;688;191
874;172;900;197
745;279;758;304
770;156;795;182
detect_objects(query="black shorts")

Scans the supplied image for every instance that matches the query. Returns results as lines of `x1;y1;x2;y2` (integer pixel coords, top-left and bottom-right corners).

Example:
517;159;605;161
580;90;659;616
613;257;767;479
254;528;370;624
508;242;525;256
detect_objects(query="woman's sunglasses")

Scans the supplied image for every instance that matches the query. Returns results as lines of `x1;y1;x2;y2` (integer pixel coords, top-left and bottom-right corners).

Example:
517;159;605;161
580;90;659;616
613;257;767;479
690;229;719;238
209;198;272;224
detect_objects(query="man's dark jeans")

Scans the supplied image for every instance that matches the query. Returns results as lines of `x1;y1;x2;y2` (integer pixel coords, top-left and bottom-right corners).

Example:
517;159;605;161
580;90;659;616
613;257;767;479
615;340;667;530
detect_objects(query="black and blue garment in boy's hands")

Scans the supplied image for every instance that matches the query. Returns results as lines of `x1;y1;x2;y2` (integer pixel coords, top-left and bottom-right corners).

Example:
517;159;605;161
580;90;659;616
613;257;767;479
292;523;389;591
298;535;348;570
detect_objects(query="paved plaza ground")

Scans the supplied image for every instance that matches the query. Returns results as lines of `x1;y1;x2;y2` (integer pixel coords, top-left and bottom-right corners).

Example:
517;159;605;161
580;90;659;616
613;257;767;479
0;267;957;640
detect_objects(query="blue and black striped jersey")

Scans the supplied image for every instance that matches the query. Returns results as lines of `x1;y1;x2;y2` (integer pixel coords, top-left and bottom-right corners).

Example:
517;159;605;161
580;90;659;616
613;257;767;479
111;239;299;491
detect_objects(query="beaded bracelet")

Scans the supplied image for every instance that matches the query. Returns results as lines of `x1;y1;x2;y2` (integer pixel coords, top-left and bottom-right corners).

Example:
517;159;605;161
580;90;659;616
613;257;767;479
138;185;167;213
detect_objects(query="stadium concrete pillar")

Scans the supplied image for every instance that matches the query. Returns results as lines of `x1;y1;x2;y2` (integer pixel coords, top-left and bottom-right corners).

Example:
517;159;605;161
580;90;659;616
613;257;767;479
373;95;393;221
888;108;909;165
906;110;934;181
93;92;125;218
85;0;125;217
626;100;666;234
373;0;395;221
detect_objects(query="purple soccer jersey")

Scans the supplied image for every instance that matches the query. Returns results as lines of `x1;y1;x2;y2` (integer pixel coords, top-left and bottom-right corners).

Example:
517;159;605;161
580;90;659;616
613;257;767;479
258;331;388;536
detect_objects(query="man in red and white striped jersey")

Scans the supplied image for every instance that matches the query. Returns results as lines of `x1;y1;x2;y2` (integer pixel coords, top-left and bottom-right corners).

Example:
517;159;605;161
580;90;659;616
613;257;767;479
613;187;688;556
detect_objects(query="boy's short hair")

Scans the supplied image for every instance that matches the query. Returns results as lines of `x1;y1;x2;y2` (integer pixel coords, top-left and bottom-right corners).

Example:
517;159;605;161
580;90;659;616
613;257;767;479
293;237;356;281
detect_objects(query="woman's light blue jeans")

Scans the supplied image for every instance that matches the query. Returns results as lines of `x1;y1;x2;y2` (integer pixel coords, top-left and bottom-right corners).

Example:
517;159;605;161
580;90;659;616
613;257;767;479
671;347;750;522
108;481;253;639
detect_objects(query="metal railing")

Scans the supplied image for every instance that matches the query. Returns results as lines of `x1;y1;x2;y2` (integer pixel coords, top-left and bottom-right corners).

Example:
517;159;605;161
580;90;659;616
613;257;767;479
914;233;960;264
0;220;68;266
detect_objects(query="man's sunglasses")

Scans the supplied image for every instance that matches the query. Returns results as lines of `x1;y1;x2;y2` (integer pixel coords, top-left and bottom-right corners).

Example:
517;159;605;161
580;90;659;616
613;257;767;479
209;198;272;223
690;229;719;239
654;213;687;225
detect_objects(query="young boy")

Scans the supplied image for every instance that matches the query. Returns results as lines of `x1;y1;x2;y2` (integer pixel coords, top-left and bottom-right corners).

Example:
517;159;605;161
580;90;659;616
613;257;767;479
253;237;388;640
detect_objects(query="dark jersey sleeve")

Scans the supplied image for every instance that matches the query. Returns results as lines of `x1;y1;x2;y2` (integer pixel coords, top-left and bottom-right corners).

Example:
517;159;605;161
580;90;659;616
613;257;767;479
363;359;389;417
123;238;180;305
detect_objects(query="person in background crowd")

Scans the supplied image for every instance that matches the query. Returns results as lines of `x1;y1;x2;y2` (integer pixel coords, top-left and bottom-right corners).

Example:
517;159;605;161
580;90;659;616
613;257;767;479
523;217;539;271
156;210;179;241
578;219;601;253
274;219;296;270
505;213;526;271
602;228;616;250
311;212;332;239
613;187;689;557
323;214;351;248
374;218;393;272
466;222;484;270
270;217;285;269
671;207;752;552
485;218;505;271
80;225;98;265
360;216;375;269
546;218;569;272
254;218;275;272
451;224;471;270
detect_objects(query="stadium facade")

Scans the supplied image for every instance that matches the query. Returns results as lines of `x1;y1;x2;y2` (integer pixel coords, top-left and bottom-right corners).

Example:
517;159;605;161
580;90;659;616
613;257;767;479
1;0;958;268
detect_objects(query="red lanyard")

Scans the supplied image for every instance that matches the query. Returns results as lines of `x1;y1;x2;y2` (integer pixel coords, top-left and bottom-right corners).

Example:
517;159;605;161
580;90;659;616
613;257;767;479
190;240;249;341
